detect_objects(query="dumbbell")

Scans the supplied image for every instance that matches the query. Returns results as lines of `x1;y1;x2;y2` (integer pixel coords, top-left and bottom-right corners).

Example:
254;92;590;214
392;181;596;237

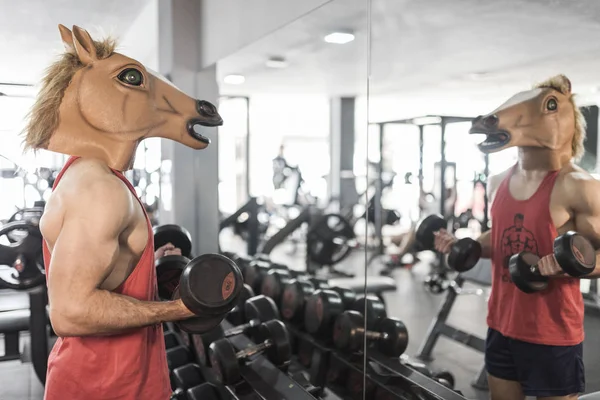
170;253;244;334
509;231;596;293
243;258;289;293
171;363;206;393
333;310;408;356
167;345;195;371
165;331;184;349
185;382;223;400
209;320;291;385
226;283;255;326
415;214;482;272
432;370;455;389
304;289;386;339
423;273;447;294
154;224;193;258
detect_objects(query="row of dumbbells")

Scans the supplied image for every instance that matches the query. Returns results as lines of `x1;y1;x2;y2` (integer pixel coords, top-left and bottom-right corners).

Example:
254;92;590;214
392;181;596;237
231;254;463;394
165;291;318;399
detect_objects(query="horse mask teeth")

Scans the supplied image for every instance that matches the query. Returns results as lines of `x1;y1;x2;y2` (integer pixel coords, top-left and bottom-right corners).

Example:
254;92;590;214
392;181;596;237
468;74;579;156
23;24;223;171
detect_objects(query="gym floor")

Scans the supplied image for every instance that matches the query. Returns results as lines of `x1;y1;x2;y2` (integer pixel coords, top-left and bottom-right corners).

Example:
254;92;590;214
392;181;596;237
2;236;600;400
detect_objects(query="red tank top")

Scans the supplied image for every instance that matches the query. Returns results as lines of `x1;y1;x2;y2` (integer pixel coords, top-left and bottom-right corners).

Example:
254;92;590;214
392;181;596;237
43;157;170;400
487;165;584;346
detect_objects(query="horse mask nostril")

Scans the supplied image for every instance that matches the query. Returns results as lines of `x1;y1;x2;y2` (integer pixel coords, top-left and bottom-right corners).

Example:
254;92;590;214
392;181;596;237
196;100;217;117
483;114;499;128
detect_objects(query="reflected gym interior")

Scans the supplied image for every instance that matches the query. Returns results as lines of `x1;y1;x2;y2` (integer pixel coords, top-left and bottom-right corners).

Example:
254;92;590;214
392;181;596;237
2;0;600;399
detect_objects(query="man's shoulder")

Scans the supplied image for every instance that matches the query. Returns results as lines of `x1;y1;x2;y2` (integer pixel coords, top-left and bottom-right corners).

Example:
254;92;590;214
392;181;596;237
56;159;131;206
559;165;600;193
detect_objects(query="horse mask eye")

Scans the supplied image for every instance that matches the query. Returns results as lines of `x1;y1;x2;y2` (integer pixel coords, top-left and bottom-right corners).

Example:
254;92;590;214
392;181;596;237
118;68;144;86
546;98;558;111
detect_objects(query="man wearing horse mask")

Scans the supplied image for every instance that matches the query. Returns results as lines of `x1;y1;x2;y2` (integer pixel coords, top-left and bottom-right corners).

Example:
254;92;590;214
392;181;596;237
434;75;600;400
23;25;222;399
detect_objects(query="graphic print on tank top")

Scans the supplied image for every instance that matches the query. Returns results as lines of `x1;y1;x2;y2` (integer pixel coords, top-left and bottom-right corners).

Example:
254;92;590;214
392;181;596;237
499;213;539;283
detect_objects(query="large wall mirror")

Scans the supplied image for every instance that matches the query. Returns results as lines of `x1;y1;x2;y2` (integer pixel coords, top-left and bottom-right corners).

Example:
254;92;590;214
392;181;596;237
216;1;373;398
366;1;600;399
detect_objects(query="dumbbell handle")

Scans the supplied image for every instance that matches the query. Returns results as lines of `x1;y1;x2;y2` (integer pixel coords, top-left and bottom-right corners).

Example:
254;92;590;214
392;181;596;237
356;327;389;341
223;319;260;337
235;339;272;359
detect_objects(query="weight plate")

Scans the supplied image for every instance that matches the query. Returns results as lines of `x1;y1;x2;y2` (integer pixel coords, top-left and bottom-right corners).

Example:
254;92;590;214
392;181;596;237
192;334;207;366
508;252;548;293
0;220;45;290
377;317;409;356
415;214;447;251
333;310;364;352
351;295;387;330
153;224;193;258
306;213;356;266
244;295;280;322
447;238;482;272
155;255;189;300
256;320;291;367
555;231;596;277
281;279;315;322
260;269;291;304
304;289;345;338
209;339;241;385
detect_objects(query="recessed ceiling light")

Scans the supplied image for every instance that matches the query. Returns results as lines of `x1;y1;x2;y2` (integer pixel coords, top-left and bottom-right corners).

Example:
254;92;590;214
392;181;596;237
223;74;245;85
265;57;288;69
324;32;355;44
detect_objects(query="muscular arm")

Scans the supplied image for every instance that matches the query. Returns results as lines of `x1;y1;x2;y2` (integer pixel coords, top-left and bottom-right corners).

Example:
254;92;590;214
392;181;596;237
567;173;600;278
475;171;505;259
47;170;194;337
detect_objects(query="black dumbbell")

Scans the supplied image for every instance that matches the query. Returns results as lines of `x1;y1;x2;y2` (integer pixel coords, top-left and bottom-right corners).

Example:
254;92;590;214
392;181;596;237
171;254;243;334
154;224;193;258
432;370;455;389
226;283;255;326
200;318;263;355
260;268;295;304
209;320;291;385
415;214;482;272
280;279;344;324
165;331;183;349
244;294;281;323
509;231;596;293
423;273;447;294
333;310;408;356
304;289;385;339
185;382;224;400
167;345;195;371
171;363;206;392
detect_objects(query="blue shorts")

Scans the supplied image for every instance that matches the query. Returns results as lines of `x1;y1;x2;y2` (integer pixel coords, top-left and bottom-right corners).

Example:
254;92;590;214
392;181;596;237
485;328;585;397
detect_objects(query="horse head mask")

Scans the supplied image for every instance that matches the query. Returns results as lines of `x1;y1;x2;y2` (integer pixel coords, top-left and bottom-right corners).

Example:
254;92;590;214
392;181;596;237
23;25;222;171
469;74;586;162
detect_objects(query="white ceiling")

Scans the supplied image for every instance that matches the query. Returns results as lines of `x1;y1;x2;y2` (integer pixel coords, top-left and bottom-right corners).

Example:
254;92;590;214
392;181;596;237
218;0;600;105
0;0;147;86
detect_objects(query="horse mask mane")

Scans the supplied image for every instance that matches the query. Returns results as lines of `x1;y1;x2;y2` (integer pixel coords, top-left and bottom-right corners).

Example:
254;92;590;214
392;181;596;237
469;74;586;162
23;24;222;171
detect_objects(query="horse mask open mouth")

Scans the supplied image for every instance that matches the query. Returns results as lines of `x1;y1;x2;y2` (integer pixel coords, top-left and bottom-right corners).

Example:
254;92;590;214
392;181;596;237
469;74;578;155
23;24;223;171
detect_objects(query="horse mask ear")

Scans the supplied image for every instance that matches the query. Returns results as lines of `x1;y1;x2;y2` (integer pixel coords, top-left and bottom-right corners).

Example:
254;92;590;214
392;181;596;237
558;74;572;95
58;24;75;52
71;25;98;65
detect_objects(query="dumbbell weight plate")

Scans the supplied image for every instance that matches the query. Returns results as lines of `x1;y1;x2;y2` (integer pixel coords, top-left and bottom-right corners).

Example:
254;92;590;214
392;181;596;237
508;252;548;293
281;279;315;322
333;310;365;352
376;317;409;357
227;284;255;325
167;345;194;371
330;286;356;309
179;254;243;317
156;255;189;300
261;269;291;304
554;231;596;277
186;382;222;400
172;364;206;391
447;238;482;272
244;295;280;322
208;339;241;385
351;295;387;330
304;289;345;337
415;214;447;251
154;224;193;258
254;320;292;367
200;325;226;359
244;260;271;293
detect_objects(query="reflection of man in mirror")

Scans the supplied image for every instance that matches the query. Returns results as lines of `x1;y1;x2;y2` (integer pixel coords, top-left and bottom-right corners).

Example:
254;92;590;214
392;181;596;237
272;144;292;189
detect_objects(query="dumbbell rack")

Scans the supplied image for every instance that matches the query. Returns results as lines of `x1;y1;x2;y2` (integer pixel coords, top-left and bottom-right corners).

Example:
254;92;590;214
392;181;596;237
220;320;319;400
416;275;488;391
287;324;466;400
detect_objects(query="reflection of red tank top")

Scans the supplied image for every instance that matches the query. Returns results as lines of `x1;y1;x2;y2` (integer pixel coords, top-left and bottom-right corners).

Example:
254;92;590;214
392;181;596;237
43;157;170;400
488;165;584;346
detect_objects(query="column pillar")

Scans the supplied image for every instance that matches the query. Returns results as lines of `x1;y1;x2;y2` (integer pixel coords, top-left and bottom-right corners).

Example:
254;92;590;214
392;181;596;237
329;97;357;210
158;0;220;255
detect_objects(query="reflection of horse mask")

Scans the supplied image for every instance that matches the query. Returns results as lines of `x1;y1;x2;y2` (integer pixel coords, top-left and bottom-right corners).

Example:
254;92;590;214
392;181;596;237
469;74;586;161
23;25;223;171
